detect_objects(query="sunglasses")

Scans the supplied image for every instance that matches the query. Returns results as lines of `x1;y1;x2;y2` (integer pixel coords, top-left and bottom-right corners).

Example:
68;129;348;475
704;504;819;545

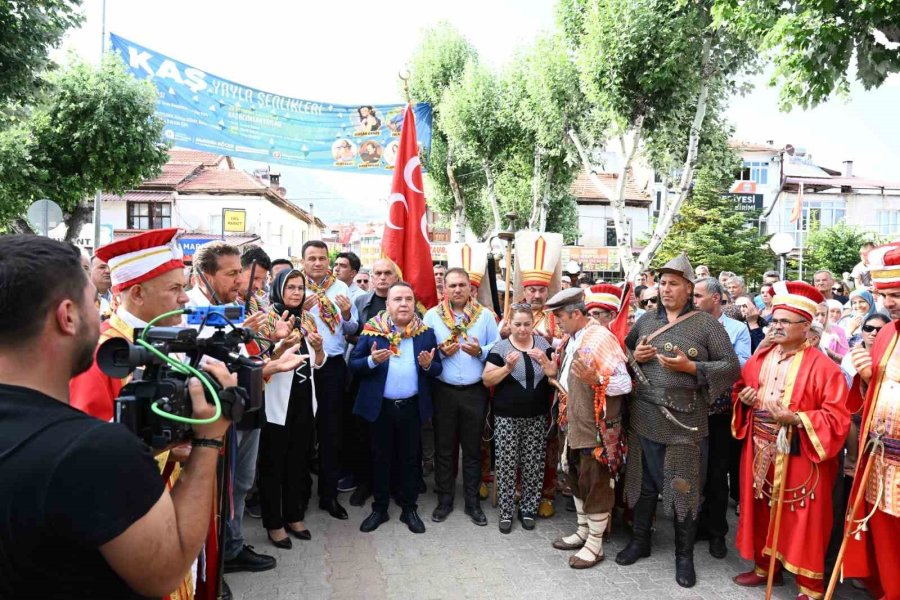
862;324;883;333
832;287;842;292
641;297;658;306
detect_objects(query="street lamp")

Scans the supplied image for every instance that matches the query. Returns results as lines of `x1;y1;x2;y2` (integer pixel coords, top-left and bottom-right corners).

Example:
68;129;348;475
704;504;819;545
769;233;794;280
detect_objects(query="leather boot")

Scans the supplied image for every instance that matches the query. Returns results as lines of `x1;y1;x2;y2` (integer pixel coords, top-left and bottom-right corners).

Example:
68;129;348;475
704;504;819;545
552;497;588;550
615;494;655;565
674;513;698;588
569;512;609;569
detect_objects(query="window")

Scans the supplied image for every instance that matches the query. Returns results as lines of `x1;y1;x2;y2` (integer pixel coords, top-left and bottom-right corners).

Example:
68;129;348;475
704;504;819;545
876;210;900;235
605;218;631;247
127;202;171;230
739;161;769;185
783;199;847;246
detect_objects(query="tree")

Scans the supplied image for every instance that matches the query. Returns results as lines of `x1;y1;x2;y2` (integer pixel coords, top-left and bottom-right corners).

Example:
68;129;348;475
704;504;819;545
802;221;875;280
712;0;900;109
562;0;757;279
651;127;773;281
0;1;83;106
406;23;480;240
0;55;169;237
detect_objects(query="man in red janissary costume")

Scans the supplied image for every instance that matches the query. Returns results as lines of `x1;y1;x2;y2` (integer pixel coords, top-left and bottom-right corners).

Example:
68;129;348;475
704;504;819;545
841;241;900;600
731;281;849;600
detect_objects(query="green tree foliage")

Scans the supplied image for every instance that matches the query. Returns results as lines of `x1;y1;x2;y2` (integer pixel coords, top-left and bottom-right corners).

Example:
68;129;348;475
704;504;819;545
713;0;900;109
0;55;169;236
803;222;875;280
0;1;83;105
651;130;773;282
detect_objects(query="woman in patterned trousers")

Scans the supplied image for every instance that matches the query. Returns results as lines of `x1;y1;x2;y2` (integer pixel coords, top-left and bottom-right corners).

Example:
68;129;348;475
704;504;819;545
483;304;557;533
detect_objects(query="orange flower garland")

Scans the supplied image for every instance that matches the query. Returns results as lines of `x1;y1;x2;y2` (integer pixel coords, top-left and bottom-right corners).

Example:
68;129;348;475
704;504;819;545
590;375;627;475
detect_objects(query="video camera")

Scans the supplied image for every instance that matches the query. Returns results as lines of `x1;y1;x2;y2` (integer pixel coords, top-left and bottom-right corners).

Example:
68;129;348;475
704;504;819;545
97;305;264;449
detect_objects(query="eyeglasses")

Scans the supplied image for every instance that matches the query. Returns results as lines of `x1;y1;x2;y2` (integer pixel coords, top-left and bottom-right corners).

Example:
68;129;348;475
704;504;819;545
862;324;884;333
769;318;807;327
588;310;608;318
641;297;658;306
284;284;304;293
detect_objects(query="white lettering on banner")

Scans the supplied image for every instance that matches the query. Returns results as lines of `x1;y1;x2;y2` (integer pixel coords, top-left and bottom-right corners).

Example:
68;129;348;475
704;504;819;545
210;80;254;102
126;46;208;93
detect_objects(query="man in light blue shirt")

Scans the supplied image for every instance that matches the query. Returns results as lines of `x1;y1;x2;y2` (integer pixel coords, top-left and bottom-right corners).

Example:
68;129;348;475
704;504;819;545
301;240;359;520
692;277;751;560
423;268;499;527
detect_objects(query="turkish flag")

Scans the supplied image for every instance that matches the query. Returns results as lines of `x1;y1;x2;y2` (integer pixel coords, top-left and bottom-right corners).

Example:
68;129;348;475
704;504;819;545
381;105;438;308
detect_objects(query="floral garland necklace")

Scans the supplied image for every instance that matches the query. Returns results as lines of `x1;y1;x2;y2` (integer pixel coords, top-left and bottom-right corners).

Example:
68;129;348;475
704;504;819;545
360;311;428;355
306;272;340;333
590;375;626;476
437;296;482;344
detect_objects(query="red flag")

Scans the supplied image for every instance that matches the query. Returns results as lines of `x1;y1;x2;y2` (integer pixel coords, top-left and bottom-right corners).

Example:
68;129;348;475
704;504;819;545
381;105;438;308
609;282;632;349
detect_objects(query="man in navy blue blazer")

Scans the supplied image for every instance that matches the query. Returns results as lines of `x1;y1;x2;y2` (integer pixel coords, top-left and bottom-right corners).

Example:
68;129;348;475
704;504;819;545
349;282;443;533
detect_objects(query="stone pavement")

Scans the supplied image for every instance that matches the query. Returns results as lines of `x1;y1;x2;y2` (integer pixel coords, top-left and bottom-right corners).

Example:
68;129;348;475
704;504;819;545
227;479;868;600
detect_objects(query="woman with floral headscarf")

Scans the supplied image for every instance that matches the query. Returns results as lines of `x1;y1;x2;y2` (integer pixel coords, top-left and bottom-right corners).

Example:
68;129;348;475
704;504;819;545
838;289;877;347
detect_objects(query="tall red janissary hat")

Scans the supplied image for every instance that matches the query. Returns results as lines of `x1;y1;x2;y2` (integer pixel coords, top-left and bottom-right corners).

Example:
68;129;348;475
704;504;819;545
585;284;623;313
95;228;184;293
866;240;900;291
770;281;824;321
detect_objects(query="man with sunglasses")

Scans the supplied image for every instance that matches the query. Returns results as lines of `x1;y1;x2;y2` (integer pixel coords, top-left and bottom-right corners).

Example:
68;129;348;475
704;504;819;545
842;241;900;599
638;286;659;316
354;270;371;292
731;281;849;599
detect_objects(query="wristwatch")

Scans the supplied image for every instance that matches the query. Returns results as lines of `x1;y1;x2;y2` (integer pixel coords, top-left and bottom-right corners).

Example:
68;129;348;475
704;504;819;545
191;437;225;450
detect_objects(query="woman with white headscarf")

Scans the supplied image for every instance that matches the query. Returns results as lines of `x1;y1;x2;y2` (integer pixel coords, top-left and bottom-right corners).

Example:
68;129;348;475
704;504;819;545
814;301;849;363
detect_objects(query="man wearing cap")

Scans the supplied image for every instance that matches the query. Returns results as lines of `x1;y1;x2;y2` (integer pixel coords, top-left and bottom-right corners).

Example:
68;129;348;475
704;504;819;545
692;277;751;560
547;287;632;569
617;253;740;588
513;232;565;518
842;241;900;599
425;267;500;526
731;281;849;599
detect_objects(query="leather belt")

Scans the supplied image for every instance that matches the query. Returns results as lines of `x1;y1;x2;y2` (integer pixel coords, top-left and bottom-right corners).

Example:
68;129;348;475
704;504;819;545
385;395;417;407
438;381;483;391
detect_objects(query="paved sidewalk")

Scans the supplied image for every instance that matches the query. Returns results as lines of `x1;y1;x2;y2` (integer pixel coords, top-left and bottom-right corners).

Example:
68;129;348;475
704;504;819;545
227;479;867;600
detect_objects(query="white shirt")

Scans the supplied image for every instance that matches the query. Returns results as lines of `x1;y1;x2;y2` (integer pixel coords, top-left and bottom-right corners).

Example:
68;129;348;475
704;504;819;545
559;326;632;397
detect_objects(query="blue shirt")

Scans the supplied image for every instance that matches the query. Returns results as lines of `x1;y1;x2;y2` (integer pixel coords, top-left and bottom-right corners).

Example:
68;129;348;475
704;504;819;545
379;337;418;399
423;304;500;385
308;277;359;357
719;313;751;368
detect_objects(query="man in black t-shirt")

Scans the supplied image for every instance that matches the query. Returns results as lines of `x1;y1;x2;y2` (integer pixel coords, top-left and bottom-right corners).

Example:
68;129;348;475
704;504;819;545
0;236;233;599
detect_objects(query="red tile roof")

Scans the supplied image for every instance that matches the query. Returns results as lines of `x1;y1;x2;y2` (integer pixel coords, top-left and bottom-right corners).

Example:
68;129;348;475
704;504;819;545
570;170;651;205
167;148;227;166
177;169;268;193
144;162;203;187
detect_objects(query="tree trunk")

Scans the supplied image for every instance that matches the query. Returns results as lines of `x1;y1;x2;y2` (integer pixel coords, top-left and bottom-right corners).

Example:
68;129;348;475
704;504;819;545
446;146;466;242
63;198;93;244
569;123;643;275
529;146;542;230
538;162;554;232
482;158;502;233
633;35;713;279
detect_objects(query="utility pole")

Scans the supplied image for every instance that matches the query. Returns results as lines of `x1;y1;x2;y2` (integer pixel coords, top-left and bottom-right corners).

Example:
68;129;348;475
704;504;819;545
91;0;107;251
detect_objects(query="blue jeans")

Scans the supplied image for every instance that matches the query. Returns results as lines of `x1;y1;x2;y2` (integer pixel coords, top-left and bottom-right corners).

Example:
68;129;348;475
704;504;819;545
224;428;260;560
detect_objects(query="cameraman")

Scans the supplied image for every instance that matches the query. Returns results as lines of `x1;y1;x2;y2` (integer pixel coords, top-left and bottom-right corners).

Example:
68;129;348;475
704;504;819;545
0;235;233;599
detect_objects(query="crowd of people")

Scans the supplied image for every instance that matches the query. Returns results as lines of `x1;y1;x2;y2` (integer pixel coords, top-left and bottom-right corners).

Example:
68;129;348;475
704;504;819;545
1;229;898;600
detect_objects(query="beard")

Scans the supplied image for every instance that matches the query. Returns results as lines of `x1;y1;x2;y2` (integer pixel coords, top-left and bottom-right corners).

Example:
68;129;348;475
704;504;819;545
71;316;100;377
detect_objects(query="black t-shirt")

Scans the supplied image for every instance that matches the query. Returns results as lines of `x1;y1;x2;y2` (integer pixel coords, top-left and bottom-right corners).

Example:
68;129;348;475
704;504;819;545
486;337;553;418
0;383;165;599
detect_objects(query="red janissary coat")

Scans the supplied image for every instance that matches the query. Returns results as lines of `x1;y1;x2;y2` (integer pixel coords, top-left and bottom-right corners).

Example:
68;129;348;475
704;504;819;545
731;344;850;579
842;319;900;600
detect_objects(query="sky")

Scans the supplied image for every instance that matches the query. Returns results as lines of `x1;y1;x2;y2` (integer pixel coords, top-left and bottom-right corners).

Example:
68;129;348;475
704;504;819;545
59;0;900;226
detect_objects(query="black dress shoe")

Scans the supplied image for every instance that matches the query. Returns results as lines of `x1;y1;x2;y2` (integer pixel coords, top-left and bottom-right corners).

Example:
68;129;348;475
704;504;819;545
499;519;512;534
400;509;426;534
267;531;292;549
360;510;389;532
709;536;727;559
223;545;276;573
288;527;312;541
319;498;349;520
349;485;371;507
465;505;487;526
431;503;453;522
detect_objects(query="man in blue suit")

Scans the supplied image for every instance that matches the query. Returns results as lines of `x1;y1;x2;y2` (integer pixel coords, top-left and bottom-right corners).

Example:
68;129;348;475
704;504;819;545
350;282;443;533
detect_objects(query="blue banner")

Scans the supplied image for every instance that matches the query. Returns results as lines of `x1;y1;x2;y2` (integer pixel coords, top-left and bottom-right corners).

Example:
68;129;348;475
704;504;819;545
110;34;432;175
